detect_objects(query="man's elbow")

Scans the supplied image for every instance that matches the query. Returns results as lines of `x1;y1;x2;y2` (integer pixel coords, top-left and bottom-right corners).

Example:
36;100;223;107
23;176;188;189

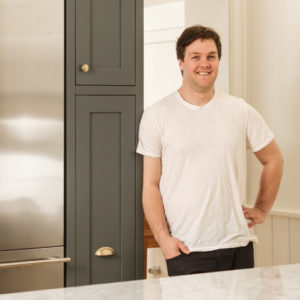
270;152;284;175
278;152;284;173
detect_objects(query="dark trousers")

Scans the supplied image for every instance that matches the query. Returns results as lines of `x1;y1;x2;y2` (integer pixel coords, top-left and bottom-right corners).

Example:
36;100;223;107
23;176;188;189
166;242;254;276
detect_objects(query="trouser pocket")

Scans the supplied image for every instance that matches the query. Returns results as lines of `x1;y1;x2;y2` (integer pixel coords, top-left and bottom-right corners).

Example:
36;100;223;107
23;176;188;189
166;254;184;276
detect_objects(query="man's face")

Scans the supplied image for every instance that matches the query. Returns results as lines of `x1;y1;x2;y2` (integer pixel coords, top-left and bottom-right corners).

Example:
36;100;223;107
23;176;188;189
178;39;219;93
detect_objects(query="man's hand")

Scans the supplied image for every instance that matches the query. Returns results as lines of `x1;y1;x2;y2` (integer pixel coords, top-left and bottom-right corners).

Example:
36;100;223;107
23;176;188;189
159;236;190;259
242;205;268;228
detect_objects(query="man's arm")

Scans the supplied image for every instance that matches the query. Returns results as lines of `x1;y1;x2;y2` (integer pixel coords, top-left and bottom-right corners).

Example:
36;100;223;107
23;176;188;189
143;156;190;259
243;140;284;227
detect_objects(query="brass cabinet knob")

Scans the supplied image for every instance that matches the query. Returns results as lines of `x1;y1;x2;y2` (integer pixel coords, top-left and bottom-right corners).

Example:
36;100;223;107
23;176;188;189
148;266;161;275
81;64;89;73
95;247;115;256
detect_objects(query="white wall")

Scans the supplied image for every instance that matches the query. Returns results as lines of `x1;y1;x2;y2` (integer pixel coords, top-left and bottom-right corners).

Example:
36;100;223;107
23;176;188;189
246;0;300;212
144;1;184;108
184;0;229;93
144;0;230;108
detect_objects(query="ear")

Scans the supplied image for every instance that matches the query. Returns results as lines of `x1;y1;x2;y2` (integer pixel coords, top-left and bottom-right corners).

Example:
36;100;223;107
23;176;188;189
178;59;184;71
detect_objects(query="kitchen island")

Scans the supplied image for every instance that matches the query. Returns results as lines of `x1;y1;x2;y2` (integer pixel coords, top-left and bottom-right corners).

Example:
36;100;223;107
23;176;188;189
1;263;299;299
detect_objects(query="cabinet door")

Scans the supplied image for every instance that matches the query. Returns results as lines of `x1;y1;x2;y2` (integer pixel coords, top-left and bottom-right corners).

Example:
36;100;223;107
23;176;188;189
76;0;135;85
75;95;136;285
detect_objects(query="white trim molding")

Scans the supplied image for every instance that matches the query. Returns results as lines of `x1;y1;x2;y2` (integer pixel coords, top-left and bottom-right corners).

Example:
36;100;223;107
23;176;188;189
228;0;249;100
144;0;184;8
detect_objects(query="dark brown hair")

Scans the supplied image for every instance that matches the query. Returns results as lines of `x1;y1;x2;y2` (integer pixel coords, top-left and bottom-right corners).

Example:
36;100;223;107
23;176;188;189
176;25;222;61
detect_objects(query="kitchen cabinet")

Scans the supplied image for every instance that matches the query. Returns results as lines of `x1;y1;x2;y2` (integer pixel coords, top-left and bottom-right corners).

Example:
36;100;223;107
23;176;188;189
75;0;135;85
144;218;168;279
66;0;143;286
144;218;159;277
75;96;136;284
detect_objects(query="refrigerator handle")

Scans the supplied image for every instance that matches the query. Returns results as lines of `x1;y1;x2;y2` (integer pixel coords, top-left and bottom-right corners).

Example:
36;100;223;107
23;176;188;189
0;257;71;269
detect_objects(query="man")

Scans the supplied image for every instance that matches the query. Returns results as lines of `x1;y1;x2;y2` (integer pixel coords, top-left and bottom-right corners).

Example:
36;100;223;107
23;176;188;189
137;25;283;276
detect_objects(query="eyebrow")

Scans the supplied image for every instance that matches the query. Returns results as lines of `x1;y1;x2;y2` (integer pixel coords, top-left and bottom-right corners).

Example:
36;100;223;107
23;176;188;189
189;51;218;55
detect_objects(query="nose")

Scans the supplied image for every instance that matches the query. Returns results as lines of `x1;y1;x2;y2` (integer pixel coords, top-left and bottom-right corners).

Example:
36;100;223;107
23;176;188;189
199;58;210;68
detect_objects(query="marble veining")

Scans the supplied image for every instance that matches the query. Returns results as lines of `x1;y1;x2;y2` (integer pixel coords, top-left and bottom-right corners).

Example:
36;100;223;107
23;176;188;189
1;264;300;299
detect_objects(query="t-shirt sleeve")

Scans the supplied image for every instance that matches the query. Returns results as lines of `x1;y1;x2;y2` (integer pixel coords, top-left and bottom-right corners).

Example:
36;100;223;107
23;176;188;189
245;103;274;152
136;108;162;157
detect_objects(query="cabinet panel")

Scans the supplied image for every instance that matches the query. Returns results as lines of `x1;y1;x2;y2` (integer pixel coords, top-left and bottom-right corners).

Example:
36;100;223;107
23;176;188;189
290;218;300;264
272;216;290;265
75;96;136;285
255;216;273;267
76;0;135;85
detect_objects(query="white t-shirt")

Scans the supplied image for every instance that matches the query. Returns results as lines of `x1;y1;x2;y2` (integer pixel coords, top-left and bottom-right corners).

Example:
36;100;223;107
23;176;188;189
137;90;274;251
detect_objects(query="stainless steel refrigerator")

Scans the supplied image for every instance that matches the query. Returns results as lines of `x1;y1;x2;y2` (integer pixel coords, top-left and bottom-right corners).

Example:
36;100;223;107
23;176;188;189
0;0;69;294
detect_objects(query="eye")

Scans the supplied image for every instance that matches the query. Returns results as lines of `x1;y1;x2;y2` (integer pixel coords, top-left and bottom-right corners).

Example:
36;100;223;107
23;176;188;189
192;56;200;60
208;55;216;60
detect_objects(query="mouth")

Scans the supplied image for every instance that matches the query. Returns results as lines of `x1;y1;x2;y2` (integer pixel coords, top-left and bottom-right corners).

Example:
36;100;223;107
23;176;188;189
196;71;211;76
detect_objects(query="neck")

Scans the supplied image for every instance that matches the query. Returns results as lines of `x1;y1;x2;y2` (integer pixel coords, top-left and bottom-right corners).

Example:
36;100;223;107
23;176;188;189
178;84;215;106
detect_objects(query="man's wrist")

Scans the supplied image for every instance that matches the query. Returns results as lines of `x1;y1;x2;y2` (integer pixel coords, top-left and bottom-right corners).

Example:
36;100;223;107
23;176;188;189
254;205;269;217
155;232;171;245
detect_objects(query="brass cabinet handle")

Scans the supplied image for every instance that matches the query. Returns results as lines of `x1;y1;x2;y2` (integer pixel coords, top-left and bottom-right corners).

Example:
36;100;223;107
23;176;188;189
81;64;89;73
95;247;115;256
148;266;161;275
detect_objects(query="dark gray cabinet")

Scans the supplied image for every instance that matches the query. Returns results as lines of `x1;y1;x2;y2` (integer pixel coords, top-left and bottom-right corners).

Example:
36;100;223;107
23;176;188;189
66;0;143;286
76;0;135;85
76;96;136;284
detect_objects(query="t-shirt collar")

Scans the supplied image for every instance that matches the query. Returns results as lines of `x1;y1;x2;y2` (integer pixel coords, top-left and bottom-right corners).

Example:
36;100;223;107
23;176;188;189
175;90;218;111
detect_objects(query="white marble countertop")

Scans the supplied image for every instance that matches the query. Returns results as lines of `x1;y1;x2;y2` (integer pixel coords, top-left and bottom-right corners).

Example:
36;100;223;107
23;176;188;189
1;264;300;299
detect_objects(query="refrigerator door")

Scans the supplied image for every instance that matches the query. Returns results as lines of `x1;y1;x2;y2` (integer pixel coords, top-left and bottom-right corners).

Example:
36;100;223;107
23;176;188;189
0;247;65;293
0;0;64;250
